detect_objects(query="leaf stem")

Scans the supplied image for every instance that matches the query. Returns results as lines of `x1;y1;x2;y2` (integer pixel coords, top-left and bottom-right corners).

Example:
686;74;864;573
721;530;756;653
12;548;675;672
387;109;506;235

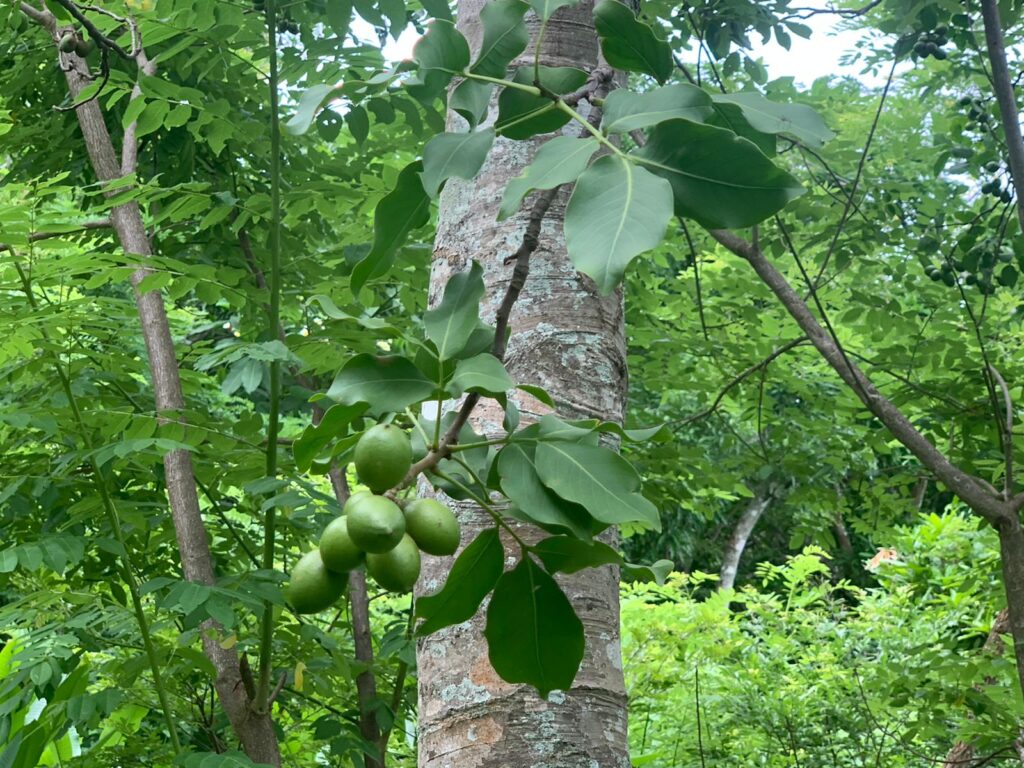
257;0;284;713
432;468;527;549
554;100;622;156
461;70;541;94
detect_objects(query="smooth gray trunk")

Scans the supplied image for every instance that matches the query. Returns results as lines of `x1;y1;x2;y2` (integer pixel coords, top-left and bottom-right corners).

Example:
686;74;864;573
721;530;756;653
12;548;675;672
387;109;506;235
415;3;631;766
719;492;772;590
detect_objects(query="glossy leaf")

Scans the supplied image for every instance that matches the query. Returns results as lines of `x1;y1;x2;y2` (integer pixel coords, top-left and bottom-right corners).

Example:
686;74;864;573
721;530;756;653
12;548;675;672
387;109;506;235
451;79;493;129
486;556;584;697
496;443;592;538
421;129;495;198
292;403;367;473
601;84;713;134
470;0;530;78
416;528;505;636
535;441;661;530
499;136;600;220
326;354;435;414
532;536;622;574
496;66;588;139
708;101;777;157
408;19;471;99
622;559;674;584
712;92;834;149
593;0;673;84
352;160;431;292
450;353;515;395
564;155;674;294
424;262;486;360
636;119;804;229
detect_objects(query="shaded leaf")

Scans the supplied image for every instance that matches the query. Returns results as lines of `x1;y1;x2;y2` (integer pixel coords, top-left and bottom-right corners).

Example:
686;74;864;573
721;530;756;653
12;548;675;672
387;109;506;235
593;0;673;83
470;0;530;78
285;84;338;135
499;136;599;220
424;262;486;360
496;66;587;139
712;92;834;149
326;354;435;414
601;84;712;134
450;353;514;395
421;129;495;197
532;536;622;574
497;443;592;538
416;528;504;635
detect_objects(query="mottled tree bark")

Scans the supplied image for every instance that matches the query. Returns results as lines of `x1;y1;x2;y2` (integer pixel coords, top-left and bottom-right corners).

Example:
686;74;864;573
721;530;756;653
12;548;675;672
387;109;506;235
415;3;631;766
719;490;773;590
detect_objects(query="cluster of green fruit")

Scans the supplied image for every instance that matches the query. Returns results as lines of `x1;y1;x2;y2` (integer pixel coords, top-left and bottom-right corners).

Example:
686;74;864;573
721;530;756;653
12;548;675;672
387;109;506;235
913;26;949;59
959;96;991;126
58;31;93;57
285;424;461;614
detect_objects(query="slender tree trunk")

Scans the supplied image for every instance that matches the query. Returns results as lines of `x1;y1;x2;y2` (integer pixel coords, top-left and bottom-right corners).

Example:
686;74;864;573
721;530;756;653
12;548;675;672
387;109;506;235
415;3;630;766
719;491;772;590
27;14;281;762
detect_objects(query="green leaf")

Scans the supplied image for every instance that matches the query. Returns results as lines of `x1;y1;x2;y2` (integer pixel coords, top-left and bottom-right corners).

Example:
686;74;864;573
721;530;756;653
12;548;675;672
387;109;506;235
424;262;486;360
450;79;493;130
176;752;277;768
564;155;674;294
496;443;592;538
485;556;584;697
708;101;777;157
421;129;495;198
293;403;368;473
528;0;579;20
499;136;599;220
532;536;622;574
593;0;673;84
636;119;804;229
346;105;370;145
285;84;338;135
470;0;530;78
535;442;661;529
326;354;435;414
712;92;834;149
496;66;587;139
622;559;673;584
450;353;514;395
408;19;471;99
601;84;713;134
352;160;431;292
416;528;504;635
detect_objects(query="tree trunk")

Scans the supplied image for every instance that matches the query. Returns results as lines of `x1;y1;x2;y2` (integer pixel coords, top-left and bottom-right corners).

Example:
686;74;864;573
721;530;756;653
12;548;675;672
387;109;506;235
30;16;281;763
415;3;630;766
719;491;773;590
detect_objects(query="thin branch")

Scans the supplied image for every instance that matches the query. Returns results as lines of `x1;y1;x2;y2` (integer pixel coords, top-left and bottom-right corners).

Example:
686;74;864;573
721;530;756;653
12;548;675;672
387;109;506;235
988;364;1014;497
19;2;53;26
50;0;132;58
0;219;110;253
709;228;1010;526
780;0;883;20
675;337;810;426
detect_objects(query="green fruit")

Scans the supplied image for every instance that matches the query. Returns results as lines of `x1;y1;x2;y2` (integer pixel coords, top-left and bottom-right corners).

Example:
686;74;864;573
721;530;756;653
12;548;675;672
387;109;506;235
366;534;421;592
59;33;77;53
74;38;93;57
403;498;460;556
286;550;347;614
319;516;365;573
345;494;406;553
354;424;412;493
933;47;948;60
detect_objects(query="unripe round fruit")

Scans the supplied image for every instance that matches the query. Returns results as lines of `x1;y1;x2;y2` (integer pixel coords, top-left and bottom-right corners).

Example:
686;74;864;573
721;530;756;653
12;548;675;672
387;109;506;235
74;38;93;57
366;534;421;592
354;424;412;493
346;494;406;553
319;516;365;573
403;498;460;556
286;550;347;614
59;33;77;53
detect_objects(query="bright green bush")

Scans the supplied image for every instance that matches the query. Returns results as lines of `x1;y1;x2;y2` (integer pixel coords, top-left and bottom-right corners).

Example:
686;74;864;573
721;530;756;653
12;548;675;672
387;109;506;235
623;511;1019;767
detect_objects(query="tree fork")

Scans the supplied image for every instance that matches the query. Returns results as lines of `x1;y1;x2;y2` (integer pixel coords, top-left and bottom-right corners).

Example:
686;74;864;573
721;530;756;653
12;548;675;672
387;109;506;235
21;6;281;763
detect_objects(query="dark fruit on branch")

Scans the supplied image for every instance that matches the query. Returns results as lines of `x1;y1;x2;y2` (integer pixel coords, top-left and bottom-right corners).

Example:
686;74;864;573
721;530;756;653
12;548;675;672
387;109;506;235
287;550;347;614
354;423;412;493
59;33;77;53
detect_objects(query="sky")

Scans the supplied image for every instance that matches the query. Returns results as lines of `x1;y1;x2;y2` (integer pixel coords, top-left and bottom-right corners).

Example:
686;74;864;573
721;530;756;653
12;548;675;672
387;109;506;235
349;13;885;89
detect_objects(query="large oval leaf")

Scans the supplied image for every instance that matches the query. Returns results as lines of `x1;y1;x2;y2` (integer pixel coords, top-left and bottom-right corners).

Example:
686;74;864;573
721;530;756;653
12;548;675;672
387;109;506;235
601;84;713;134
423;262;486;360
326;354;434;414
712;92;834;149
485;556;584;697
499;136;600;220
497;443;593;538
635;119;804;229
593;0;673;83
564;155;673;294
416;527;504;636
421;129;495;198
407;20;471;100
470;0;529;78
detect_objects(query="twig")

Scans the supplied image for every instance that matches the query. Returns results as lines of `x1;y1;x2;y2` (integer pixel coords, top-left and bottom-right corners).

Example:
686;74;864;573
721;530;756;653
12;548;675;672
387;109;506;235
0;218;110;253
50;0;132;58
675;337;810;425
988;364;1014;497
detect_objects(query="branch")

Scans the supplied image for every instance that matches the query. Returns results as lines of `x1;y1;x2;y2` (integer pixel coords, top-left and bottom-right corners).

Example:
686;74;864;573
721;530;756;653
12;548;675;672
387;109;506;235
50;0;132;58
675;337;810;426
988;364;1014;498
19;2;53;26
0;218;111;253
709;228;1010;526
348;571;382;768
980;0;1024;231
